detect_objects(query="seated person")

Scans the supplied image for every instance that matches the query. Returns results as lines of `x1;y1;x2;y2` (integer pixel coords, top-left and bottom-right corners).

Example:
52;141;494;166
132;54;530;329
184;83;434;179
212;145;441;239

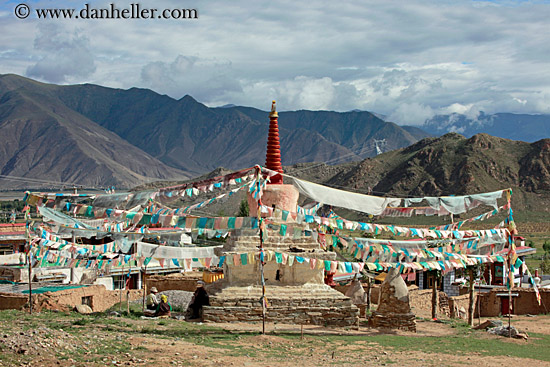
146;287;159;310
188;281;210;319
155;294;172;317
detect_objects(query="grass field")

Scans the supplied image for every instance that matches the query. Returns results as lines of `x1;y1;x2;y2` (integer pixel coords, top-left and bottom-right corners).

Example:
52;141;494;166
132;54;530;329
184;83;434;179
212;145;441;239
1;309;549;367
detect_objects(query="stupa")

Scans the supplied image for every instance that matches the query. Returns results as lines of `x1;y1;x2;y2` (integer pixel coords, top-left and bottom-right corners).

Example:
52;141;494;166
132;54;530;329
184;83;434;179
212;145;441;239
203;101;359;326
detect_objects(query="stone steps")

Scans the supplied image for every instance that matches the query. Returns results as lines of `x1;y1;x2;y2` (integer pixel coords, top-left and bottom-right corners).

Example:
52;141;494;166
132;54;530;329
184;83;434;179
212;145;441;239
230;234;318;245
203;305;359;326
203;300;359;326
210;285;348;298
209;285;353;308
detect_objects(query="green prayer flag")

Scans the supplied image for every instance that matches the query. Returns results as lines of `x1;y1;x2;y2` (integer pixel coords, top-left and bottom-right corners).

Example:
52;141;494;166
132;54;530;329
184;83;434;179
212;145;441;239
282;210;289;221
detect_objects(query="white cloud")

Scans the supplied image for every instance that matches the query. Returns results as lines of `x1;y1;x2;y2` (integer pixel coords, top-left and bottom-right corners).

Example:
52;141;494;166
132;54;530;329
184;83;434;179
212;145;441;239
0;0;548;123
140;55;242;102
387;103;435;126
26;23;96;83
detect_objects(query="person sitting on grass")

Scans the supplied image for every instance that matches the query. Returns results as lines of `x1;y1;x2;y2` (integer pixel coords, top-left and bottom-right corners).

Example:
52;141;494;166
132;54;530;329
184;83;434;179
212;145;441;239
188;281;210;320
146;287;159;311
155;294;172;317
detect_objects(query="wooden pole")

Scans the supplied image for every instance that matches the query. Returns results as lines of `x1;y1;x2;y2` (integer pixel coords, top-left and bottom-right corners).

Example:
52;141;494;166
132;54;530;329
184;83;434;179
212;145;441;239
259;216;266;334
70;233;76;284
478;265;483;326
431;272;437;320
254;166;266;335
119;263;123;313
142;266;147;313
468;267;475;326
27;251;32;314
508;261;514;338
25;207;32;314
366;276;371;312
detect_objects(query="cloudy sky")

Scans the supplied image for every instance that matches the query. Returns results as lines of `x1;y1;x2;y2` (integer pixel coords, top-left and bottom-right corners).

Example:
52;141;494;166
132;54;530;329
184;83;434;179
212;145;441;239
1;0;549;124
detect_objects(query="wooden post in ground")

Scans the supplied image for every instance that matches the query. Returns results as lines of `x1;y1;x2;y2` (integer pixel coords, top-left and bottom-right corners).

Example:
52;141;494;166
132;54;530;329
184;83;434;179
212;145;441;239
25;207;32;314
142;265;148;313
431;272;437;320
366;276;371;312
508;261;514;338
468;267;475;326
27;251;32;314
478;265;483;326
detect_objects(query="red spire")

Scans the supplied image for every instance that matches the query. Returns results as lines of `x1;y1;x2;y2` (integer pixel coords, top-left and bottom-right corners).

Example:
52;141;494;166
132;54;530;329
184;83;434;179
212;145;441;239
265;100;284;184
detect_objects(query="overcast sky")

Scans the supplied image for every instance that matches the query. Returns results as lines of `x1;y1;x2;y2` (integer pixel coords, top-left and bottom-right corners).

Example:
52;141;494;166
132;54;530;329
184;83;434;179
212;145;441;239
1;0;549;124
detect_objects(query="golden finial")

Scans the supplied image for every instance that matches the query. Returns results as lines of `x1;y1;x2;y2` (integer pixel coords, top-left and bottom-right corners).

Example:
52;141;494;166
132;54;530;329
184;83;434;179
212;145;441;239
269;100;278;117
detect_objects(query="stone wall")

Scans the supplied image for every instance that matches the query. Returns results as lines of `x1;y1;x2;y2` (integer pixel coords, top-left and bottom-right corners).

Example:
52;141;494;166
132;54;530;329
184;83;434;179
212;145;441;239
442;271;460;297
32;286;143;312
203;284;359;326
0;285;143;312
478;288;550;317
445;288;550;318
224;261;324;287
448;294;474;319
0;292;27;310
204;303;359;326
409;289;451;318
145;272;202;292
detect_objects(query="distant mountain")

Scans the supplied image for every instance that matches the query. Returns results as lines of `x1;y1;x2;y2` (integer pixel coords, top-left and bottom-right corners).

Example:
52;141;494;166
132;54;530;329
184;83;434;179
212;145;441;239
0;74;431;190
424;112;550;142
284;133;550;213
224;106;431;161
0;75;188;189
58;90;431;174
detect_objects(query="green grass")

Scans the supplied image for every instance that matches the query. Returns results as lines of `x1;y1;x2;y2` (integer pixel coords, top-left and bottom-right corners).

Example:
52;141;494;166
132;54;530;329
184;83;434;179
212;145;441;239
272;330;550;361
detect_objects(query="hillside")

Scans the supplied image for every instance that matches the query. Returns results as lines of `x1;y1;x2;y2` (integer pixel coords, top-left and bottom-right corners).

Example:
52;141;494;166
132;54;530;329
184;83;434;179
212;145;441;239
0;74;431;189
56;82;429;173
135;134;550;219
291;133;550;214
0;75;188;189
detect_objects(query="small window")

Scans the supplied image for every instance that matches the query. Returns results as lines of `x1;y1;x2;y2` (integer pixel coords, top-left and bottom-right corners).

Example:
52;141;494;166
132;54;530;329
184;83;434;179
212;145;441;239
0;245;13;256
113;275;126;290
82;296;92;307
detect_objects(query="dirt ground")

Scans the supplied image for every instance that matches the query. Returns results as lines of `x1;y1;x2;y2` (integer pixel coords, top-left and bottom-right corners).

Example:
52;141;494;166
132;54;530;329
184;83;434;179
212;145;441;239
1;312;550;367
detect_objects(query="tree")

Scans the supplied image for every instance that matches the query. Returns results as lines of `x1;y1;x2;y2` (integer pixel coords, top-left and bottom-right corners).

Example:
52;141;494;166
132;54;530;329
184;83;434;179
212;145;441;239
540;258;550;274
237;199;249;217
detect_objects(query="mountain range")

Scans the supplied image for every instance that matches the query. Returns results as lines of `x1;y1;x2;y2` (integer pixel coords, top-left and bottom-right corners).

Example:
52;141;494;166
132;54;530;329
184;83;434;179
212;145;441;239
423;112;550;142
285;133;550;214
1;74;549;194
0;74;428;189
